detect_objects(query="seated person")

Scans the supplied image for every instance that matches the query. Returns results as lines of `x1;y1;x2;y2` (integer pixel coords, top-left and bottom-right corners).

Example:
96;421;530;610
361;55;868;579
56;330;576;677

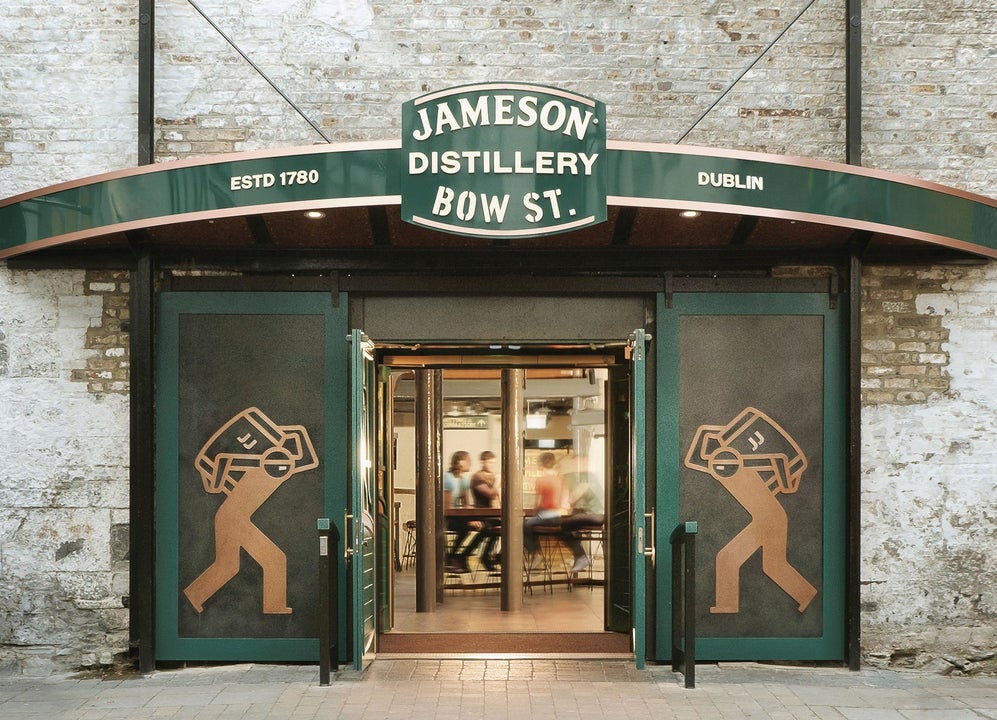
467;451;501;572
444;450;476;573
524;452;564;565
560;465;605;574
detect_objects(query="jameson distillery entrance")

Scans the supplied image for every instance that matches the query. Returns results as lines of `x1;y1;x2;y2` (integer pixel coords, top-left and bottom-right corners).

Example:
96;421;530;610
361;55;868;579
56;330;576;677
154;292;651;668
373;345;640;657
153;289;844;668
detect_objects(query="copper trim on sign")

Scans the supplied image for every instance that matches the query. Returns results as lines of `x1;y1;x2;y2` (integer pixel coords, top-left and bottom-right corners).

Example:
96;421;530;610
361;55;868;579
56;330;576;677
606;140;997;207
0;139;403;208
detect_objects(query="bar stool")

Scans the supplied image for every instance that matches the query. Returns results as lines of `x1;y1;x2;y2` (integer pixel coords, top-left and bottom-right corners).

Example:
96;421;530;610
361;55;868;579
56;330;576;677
574;528;605;589
531;526;572;592
401;520;417;570
444;529;464;592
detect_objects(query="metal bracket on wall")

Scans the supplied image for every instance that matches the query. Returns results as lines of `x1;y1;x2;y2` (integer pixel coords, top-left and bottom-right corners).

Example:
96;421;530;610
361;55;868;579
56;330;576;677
329;271;340;307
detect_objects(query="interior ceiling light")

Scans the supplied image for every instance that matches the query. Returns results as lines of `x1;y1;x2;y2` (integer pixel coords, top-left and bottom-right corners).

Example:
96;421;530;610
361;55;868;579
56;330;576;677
679;210;701;218
526;413;548;429
304;210;326;219
525;401;550;428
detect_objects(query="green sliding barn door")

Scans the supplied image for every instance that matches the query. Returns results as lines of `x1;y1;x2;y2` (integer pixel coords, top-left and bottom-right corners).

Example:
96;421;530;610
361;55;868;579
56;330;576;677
656;293;845;661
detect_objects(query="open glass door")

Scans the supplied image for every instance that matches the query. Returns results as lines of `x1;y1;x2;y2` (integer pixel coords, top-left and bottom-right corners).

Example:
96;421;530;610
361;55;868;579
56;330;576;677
630;329;649;668
348;329;377;670
605;330;649;665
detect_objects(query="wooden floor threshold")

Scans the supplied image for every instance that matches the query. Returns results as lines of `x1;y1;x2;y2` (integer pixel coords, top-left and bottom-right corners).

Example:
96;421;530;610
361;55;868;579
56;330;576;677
378;632;631;655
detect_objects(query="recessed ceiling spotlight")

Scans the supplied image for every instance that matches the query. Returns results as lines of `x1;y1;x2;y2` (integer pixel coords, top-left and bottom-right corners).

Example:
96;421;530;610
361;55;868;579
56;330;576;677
679;210;701;218
304;210;326;219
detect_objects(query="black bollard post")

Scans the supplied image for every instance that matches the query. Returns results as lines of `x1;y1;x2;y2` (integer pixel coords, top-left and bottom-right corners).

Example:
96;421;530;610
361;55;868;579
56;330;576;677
670;521;697;689
318;518;341;685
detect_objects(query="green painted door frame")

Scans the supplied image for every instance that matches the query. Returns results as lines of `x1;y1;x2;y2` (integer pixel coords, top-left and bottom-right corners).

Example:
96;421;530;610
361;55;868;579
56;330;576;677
630;329;650;668
348;330;378;670
655;292;846;661
154;291;348;662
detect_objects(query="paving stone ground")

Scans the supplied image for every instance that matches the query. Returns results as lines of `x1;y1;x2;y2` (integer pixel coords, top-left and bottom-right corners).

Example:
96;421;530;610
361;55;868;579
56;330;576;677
1;660;996;719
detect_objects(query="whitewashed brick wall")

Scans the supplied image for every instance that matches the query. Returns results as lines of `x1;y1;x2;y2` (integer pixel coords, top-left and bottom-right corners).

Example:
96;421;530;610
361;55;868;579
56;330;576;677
0;270;129;676
0;3;137;197
863;1;997;194
861;264;997;671
151;0;851;159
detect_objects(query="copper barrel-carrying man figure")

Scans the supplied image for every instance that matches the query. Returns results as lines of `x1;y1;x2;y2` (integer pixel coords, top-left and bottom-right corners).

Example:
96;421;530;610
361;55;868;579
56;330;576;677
685;407;818;614
184;407;319;615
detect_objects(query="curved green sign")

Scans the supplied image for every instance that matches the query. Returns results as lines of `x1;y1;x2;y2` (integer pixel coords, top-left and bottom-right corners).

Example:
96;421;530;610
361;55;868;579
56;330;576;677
1;86;995;259
607;145;997;258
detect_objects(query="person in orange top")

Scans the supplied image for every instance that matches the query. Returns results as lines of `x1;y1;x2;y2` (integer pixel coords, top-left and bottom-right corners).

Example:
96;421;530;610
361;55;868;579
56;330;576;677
523;452;564;559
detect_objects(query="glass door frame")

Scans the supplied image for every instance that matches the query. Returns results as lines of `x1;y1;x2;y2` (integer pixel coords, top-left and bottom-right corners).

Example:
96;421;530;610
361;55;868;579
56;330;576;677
348;329;378;670
373;344;640;646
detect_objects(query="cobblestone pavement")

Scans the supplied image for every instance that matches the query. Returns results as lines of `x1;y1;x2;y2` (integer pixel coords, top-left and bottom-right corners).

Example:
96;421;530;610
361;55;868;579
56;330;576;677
1;660;997;719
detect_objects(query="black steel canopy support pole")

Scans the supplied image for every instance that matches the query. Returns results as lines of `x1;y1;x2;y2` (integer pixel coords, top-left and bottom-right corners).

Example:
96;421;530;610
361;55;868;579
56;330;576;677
846;0;862;165
847;239;868;670
138;0;154;165
129;251;155;672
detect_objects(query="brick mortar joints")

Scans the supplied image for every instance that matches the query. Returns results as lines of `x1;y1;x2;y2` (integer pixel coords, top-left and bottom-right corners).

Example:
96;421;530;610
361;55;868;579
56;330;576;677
860;267;951;406
80;269;130;395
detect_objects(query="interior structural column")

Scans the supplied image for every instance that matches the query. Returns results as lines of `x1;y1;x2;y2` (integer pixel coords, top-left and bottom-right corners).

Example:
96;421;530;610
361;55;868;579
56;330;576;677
414;369;438;612
501;368;525;611
432;369;444;604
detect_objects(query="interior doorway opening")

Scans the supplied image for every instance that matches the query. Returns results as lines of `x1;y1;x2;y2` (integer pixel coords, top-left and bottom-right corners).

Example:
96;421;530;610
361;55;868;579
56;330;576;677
375;345;634;655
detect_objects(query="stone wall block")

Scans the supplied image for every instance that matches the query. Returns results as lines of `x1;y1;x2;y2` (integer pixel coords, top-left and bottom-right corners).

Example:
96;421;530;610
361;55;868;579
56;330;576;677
916;293;960;316
3;508;110;574
52;475;129;510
